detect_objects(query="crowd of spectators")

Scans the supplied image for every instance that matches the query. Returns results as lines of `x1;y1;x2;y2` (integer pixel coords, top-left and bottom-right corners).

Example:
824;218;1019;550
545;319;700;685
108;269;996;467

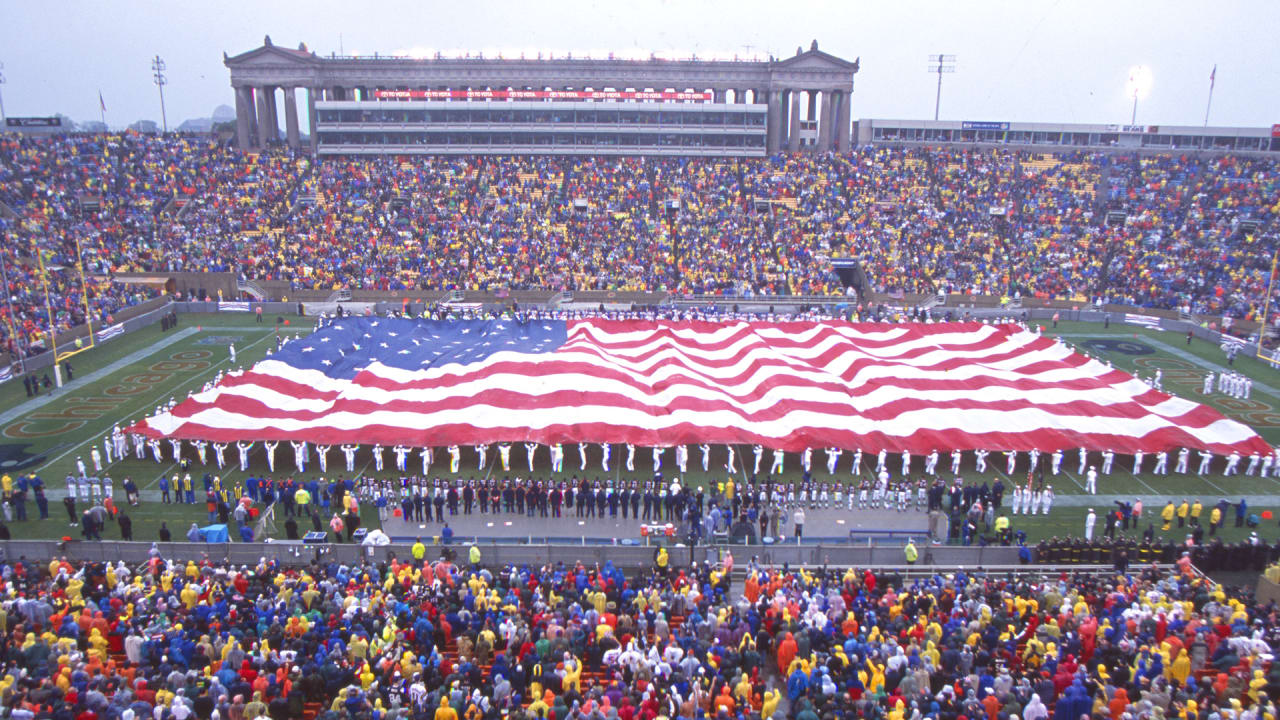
0;550;1276;720
3;133;1277;359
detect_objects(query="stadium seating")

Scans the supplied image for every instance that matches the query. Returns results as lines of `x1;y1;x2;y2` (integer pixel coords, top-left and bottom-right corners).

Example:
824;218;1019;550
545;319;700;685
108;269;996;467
2;134;1276;360
0;554;1274;720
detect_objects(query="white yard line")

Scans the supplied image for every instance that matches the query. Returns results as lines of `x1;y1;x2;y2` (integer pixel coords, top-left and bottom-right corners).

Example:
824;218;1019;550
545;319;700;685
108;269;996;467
1196;473;1227;495
1123;471;1160;495
1059;469;1088;493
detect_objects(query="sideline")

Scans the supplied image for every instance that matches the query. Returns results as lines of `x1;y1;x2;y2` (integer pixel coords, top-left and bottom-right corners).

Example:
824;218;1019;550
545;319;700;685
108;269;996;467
0;328;200;427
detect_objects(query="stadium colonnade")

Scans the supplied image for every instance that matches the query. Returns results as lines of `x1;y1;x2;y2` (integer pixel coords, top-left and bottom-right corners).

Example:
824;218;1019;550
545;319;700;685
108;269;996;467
224;37;858;154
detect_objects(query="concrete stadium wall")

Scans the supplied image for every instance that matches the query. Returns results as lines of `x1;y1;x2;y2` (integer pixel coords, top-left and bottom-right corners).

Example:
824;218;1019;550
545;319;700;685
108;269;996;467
113;272;239;302
0;538;1021;569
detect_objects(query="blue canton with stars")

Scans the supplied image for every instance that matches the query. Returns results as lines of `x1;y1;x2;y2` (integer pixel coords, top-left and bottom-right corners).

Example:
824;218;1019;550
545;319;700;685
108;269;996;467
273;317;568;379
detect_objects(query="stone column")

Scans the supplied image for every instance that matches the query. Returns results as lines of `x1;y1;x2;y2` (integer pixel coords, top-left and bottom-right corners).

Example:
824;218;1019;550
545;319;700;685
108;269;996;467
713;89;726;104
234;86;255;151
806;90;817;121
766;90;782;154
308;87;320;152
818;91;835;151
264;87;279;144
284;87;301;149
836;90;852;151
787;89;801;152
255;86;272;148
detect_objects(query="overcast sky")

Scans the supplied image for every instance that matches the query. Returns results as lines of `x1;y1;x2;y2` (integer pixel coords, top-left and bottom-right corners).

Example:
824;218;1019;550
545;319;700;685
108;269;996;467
2;0;1276;130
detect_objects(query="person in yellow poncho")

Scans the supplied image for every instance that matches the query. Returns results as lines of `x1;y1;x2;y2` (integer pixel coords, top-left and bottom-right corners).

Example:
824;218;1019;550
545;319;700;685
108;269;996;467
348;634;368;662
527;689;553;719
434;695;459;720
1169;648;1191;685
66;577;84;607
561;652;582;693
180;583;200;610
330;687;354;713
761;689;781;720
721;669;751;708
86;628;108;663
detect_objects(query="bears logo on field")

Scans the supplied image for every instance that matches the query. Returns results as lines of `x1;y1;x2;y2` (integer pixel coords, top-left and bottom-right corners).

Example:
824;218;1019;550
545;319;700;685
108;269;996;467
195;335;244;346
0;442;53;471
1084;339;1154;356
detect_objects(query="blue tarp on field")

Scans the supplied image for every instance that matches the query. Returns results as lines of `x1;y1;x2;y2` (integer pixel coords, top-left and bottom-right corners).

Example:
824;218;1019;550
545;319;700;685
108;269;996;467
199;524;229;543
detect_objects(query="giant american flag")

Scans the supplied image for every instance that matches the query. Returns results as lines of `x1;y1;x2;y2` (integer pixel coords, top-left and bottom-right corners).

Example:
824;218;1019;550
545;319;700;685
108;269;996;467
132;317;1270;455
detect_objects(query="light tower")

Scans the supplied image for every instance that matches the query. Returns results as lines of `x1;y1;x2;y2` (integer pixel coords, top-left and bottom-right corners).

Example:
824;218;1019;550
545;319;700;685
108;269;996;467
1125;65;1152;125
151;55;168;133
927;54;956;121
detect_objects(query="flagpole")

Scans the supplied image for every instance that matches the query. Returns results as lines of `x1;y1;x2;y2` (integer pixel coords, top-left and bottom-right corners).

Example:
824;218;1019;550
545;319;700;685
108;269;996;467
1204;65;1216;127
1256;248;1277;360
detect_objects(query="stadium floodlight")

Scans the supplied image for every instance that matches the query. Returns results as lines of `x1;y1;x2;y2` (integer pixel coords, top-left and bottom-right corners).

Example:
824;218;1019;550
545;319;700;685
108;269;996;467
1126;65;1153;125
926;54;956;121
151;55;168;134
0;62;6;124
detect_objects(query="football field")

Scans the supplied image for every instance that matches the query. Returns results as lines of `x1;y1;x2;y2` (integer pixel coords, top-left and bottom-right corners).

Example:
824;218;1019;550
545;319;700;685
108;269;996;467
2;314;1278;546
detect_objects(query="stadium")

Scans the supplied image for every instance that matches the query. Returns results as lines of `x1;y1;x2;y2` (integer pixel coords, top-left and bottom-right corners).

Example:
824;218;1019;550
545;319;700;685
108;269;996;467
2;8;1280;720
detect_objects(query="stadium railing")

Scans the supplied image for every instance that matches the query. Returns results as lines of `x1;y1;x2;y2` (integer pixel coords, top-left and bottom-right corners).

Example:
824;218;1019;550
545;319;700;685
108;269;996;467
0;538;1023;569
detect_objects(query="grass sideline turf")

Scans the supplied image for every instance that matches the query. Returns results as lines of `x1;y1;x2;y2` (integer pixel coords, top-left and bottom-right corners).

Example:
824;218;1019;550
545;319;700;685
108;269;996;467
0;314;1278;548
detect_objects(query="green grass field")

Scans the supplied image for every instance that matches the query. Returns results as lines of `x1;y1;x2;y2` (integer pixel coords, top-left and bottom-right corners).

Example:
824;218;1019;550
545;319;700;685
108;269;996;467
2;314;1278;548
